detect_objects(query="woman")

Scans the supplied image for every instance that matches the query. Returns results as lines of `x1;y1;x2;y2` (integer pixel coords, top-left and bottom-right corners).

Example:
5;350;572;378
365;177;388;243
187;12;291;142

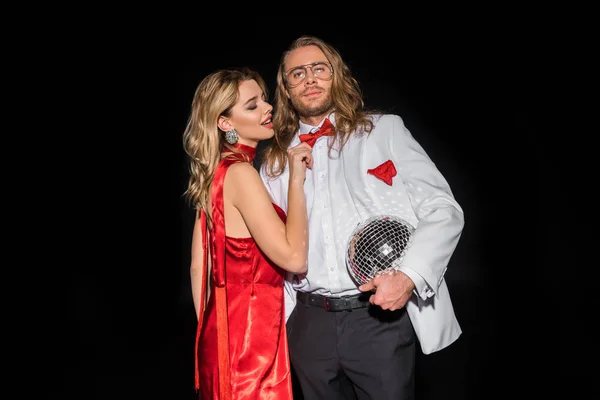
182;67;312;400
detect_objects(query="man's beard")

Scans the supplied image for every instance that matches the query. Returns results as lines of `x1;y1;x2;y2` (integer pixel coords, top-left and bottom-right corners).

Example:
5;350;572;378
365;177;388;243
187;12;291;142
291;92;334;119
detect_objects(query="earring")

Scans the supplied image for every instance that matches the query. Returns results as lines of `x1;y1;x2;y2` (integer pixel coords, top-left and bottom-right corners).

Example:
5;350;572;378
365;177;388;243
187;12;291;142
224;129;238;144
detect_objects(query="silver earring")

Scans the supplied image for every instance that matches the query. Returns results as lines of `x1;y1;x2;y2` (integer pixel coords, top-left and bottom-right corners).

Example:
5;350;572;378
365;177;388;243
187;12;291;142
224;129;239;144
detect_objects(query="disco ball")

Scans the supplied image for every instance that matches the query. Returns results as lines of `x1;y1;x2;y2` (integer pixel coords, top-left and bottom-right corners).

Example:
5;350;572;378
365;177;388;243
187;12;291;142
345;215;415;286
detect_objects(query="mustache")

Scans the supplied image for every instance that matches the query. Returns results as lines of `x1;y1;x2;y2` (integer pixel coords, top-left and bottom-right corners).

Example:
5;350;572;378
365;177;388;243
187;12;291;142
301;87;324;96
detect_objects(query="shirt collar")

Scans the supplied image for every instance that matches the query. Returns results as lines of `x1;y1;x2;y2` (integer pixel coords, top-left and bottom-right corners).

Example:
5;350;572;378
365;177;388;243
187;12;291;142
298;112;337;134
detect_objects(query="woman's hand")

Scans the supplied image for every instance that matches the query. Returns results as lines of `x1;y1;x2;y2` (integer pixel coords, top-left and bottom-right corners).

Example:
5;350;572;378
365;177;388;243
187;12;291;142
288;142;313;183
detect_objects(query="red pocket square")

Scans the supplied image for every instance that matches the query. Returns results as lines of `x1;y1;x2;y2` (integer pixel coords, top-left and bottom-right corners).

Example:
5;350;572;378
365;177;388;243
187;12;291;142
367;160;397;186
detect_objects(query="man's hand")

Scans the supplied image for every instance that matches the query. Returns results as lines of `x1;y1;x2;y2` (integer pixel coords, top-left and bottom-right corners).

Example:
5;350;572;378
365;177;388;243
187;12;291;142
358;270;415;311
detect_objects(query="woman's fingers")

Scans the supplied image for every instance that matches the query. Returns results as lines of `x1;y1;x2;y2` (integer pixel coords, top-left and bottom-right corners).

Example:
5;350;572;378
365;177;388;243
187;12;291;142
288;144;314;169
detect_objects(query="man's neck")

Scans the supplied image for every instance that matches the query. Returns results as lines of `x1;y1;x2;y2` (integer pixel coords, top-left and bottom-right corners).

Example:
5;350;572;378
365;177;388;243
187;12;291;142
300;111;334;127
300;117;324;127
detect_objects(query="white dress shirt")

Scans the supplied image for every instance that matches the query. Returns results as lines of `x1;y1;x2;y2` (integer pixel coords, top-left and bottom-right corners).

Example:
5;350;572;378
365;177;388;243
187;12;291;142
260;113;464;354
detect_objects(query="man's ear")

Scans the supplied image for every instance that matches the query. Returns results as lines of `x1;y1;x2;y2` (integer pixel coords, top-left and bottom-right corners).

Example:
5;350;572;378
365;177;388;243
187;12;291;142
285;89;291;99
217;116;232;132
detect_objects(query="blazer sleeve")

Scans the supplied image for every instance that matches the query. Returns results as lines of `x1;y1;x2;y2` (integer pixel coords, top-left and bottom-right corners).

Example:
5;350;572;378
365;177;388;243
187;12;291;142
390;115;464;297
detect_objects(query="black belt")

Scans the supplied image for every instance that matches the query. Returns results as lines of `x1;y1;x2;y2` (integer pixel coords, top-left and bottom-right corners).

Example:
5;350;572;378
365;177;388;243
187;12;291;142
296;291;370;312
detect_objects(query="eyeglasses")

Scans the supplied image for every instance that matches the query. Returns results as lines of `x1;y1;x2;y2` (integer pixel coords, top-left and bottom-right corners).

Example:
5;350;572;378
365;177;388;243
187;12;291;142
284;62;334;88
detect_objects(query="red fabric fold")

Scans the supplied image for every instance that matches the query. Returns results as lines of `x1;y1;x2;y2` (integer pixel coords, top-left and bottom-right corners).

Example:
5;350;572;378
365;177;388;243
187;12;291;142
194;210;210;391
367;159;397;186
210;159;232;399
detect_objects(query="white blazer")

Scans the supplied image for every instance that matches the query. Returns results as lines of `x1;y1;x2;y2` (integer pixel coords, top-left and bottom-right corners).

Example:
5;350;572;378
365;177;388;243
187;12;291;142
261;113;464;354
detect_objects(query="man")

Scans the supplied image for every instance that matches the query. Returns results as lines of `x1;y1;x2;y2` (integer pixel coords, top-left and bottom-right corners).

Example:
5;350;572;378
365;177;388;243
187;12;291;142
260;35;464;399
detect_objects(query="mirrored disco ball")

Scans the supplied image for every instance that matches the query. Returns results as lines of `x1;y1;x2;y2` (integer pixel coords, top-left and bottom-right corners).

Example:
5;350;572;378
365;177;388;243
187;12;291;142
345;215;415;286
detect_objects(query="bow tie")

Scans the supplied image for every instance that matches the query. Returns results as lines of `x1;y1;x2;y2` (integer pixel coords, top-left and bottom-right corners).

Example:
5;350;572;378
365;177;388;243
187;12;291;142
298;118;335;148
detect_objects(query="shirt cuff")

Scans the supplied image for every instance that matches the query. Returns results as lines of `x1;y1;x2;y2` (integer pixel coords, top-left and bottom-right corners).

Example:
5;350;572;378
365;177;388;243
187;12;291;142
394;266;434;300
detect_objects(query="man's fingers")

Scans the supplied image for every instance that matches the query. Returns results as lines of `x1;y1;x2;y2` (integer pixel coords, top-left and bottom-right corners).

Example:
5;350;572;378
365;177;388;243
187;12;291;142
359;280;374;292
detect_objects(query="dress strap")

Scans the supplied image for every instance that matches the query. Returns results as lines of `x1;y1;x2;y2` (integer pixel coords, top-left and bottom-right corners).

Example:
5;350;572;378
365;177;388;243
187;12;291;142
194;209;210;391
211;159;235;399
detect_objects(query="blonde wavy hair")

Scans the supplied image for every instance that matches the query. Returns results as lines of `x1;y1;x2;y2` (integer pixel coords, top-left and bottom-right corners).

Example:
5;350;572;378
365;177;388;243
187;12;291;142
262;35;378;178
183;67;268;224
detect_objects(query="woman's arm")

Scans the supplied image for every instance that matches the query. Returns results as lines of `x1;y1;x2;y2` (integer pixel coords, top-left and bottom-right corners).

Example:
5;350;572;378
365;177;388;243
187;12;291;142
228;144;313;273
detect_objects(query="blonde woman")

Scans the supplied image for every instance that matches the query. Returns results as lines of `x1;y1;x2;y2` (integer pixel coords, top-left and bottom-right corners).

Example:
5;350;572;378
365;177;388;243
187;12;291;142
183;67;312;400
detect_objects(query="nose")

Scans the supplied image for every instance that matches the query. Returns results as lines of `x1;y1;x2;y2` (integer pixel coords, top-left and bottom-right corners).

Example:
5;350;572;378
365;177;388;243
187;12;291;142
263;105;273;118
304;67;318;84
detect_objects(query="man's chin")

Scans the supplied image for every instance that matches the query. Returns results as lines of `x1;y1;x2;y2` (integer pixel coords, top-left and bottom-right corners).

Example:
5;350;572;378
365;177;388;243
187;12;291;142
300;104;332;118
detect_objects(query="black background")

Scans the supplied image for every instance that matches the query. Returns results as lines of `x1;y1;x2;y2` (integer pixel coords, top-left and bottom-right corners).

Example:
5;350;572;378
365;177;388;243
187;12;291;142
56;22;568;399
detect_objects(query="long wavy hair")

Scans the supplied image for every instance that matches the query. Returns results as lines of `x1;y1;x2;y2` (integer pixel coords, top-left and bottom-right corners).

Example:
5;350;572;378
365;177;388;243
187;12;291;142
182;68;268;225
262;35;377;178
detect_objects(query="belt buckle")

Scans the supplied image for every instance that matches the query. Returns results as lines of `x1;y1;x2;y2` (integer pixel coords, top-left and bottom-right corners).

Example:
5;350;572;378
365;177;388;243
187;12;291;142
323;296;329;311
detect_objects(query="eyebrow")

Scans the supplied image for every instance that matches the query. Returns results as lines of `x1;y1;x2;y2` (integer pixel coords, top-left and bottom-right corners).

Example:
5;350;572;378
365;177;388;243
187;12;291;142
285;61;329;74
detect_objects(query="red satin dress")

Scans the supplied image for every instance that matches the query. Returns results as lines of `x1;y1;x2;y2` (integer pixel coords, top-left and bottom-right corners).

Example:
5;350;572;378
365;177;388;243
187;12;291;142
195;144;293;400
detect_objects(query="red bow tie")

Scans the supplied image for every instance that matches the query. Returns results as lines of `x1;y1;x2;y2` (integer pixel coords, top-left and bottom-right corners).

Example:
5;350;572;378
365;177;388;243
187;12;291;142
299;118;335;147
